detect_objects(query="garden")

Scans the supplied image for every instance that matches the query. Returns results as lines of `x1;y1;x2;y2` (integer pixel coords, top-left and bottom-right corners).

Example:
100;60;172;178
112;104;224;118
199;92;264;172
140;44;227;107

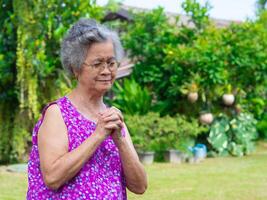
0;0;266;199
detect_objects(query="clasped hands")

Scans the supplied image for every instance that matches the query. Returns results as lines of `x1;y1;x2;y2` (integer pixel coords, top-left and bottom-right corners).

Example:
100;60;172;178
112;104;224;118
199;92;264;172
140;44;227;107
96;106;124;143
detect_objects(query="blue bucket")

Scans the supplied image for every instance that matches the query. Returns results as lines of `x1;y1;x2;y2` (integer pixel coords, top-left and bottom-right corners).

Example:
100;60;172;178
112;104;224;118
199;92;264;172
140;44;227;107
188;143;207;160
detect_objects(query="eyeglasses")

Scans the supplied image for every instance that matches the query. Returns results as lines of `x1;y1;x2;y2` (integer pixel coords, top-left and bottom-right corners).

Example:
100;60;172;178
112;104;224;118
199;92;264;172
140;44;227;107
83;58;120;72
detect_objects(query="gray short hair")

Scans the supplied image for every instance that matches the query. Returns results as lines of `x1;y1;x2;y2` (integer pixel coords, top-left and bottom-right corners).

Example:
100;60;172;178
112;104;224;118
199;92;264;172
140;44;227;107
60;18;124;76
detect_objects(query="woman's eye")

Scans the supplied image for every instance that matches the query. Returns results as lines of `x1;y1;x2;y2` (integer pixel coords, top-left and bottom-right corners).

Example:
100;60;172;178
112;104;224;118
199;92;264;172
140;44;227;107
93;62;102;68
109;62;115;66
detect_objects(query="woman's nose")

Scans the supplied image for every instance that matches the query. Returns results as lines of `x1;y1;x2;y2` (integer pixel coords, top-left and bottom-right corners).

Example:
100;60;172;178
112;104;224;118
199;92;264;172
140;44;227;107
100;64;112;74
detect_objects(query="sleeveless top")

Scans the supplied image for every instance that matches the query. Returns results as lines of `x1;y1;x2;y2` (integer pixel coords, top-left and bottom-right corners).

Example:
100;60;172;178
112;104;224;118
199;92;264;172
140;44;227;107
27;96;127;200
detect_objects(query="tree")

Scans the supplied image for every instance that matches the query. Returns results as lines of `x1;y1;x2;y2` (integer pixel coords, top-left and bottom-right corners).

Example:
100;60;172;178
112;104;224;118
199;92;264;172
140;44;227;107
256;0;267;14
0;0;105;163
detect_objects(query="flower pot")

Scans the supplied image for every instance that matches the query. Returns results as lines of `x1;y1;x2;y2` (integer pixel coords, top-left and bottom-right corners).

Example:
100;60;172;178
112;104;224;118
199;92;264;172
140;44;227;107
137;151;155;165
199;113;213;125
187;92;198;103
187;156;195;164
164;150;183;164
222;94;235;106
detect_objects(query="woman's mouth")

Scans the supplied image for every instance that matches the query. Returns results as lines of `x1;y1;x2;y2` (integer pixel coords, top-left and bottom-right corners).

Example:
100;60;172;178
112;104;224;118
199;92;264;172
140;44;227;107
97;80;111;81
96;79;112;83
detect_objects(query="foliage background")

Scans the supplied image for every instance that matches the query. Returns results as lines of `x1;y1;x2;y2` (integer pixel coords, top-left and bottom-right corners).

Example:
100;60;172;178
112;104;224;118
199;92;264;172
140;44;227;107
0;0;105;163
119;1;266;156
0;0;266;163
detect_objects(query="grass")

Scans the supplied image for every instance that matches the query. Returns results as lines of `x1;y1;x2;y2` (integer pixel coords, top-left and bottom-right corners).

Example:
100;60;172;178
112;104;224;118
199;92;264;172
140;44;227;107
1;142;267;200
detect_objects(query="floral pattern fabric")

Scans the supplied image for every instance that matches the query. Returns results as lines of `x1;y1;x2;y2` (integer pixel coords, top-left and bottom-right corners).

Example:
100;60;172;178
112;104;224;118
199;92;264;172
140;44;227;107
27;96;127;200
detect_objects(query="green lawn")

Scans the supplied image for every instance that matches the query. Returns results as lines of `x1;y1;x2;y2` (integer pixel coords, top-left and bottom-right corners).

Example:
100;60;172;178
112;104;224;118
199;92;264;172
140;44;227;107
1;142;267;200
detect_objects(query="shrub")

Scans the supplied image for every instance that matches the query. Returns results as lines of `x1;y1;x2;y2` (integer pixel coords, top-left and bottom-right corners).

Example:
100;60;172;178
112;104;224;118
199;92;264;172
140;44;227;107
125;113;207;155
257;112;267;140
208;113;258;156
125;113;162;152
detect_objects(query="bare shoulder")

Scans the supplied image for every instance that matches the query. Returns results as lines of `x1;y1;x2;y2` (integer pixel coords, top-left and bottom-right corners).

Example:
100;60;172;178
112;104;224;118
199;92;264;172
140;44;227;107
41;104;65;127
38;104;68;151
43;104;63;120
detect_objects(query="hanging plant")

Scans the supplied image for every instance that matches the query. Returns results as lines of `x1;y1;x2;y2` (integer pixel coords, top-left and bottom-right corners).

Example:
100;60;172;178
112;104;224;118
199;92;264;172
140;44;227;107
199;112;213;125
180;73;200;103
223;94;235;106
199;94;213;125
222;84;235;106
187;92;198;103
187;83;199;103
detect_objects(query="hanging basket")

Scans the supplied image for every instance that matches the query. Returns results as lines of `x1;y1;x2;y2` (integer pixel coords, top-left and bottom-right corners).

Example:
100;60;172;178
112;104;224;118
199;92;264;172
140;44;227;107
222;94;235;106
187;92;198;103
199;113;213;125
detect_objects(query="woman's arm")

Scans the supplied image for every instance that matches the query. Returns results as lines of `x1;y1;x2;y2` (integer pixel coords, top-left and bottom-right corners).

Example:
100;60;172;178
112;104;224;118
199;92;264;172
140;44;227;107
38;104;113;190
112;124;148;194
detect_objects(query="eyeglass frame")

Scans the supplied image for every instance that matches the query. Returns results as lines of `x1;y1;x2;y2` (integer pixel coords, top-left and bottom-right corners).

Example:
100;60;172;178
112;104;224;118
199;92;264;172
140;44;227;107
82;57;120;72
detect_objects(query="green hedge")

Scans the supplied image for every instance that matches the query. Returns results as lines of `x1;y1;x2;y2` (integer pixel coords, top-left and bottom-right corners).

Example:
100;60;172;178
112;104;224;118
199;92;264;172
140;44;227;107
125;113;206;154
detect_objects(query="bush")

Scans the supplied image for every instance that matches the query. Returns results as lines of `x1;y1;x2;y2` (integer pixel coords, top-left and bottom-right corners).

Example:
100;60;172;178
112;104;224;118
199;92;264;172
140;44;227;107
125;113;207;155
208;113;258;156
125;113;162;152
257;112;267;139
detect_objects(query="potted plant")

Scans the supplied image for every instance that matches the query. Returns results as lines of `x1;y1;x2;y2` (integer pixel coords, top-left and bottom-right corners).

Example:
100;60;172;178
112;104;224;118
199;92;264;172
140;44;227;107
163;115;207;163
149;115;184;164
180;74;200;103
164;149;183;164
187;83;199;103
162;132;184;164
222;84;235;106
199;111;213;125
125;113;160;165
137;151;155;165
199;94;214;125
135;137;155;165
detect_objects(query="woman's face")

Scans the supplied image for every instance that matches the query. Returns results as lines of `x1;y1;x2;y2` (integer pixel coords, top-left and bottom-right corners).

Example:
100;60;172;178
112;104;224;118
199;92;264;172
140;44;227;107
76;40;118;94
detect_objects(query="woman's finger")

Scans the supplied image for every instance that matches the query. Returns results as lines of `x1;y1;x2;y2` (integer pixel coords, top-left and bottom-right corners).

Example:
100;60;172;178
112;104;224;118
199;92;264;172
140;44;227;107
103;114;120;122
111;107;124;121
104;120;123;129
104;124;121;130
101;107;123;122
99;109;114;119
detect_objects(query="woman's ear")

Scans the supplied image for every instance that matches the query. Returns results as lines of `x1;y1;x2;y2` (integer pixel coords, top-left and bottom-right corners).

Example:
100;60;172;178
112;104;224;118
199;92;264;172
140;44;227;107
73;68;79;80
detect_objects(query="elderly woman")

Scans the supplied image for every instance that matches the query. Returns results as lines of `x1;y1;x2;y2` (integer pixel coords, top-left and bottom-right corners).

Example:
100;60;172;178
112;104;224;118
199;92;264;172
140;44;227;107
27;18;147;199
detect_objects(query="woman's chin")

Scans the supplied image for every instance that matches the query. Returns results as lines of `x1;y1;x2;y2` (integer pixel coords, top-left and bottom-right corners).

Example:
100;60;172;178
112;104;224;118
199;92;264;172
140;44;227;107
91;80;113;93
96;84;112;93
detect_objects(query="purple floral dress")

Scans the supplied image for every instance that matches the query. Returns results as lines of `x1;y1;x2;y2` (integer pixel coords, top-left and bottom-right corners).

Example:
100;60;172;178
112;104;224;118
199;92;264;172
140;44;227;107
27;96;127;200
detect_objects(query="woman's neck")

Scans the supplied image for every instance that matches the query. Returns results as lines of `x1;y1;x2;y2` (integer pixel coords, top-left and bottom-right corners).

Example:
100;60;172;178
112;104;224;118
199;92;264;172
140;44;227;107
67;86;106;119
